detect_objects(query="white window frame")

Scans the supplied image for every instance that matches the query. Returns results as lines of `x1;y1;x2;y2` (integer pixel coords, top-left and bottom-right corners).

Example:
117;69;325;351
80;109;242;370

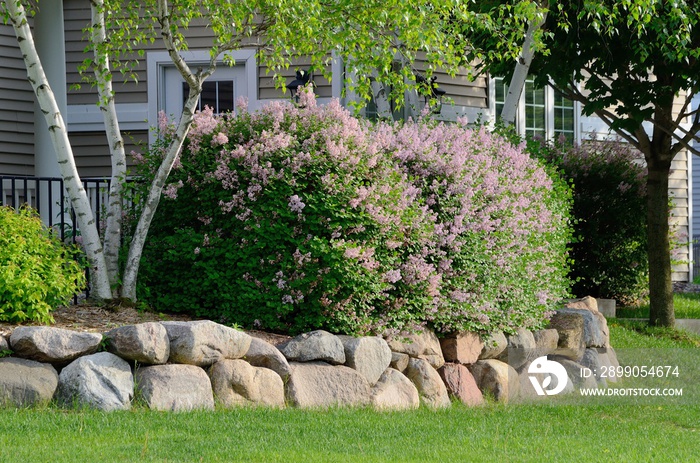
147;49;258;145
490;76;581;143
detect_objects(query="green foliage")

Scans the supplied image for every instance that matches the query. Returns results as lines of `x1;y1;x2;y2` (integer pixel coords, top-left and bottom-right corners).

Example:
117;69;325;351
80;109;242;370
137;95;571;336
530;140;648;305
0;206;86;324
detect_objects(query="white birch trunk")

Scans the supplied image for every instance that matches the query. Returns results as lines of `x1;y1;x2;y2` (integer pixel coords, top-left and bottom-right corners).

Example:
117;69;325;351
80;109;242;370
121;0;215;300
91;0;126;294
4;0;113;300
370;80;394;120
500;9;548;126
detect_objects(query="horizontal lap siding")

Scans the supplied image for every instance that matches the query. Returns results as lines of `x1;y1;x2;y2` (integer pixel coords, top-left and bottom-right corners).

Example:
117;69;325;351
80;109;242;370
69;130;148;178
0;24;34;175
413;55;488;109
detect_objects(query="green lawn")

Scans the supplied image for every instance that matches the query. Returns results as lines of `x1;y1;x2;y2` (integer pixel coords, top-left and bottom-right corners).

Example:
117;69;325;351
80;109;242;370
616;292;700;319
1;324;698;463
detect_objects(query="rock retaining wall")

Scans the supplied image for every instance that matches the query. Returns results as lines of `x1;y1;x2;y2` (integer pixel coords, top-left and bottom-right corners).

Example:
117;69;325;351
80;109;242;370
0;297;617;411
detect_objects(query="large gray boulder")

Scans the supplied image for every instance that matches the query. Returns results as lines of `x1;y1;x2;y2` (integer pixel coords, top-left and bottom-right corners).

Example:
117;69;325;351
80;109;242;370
479;331;508;360
279;330;345;365
338;335;392;385
161;321;251;366
105;322;170;365
557;308;609;348
244;337;291;380
371;368;420;410
405;357;450;408
440;332;484;365
0;335;8;352
285;362;371;408
9;326;102;364
438;363;484;406
135;364;214;411
547;312;585;361
550;356;599;389
580;348;607;387
56;352;133;411
0;357;58;407
209;359;285;408
497;328;537;370
469;359;520;403
387;329;445;368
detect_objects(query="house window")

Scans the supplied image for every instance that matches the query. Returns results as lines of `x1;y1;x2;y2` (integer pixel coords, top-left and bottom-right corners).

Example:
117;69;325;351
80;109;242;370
494;76;576;142
182;80;235;114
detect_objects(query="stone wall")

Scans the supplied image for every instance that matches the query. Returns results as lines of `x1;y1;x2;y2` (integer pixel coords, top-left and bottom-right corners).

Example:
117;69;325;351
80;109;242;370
0;297;617;411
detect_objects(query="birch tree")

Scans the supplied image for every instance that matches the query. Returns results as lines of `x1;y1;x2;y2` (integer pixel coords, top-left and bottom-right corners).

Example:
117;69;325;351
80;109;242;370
3;0;487;303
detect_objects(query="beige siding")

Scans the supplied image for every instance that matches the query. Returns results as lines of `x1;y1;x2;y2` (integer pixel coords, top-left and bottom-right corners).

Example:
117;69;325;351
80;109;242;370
413;56;488;109
0;24;34;175
69;130;148;178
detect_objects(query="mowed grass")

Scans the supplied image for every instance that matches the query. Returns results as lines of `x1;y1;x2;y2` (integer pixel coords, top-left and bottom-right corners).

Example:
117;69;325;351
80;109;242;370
1;323;699;463
617;292;700;319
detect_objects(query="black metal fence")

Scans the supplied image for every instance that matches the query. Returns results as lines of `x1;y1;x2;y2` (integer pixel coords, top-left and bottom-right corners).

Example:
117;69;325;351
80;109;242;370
1;175;115;301
693;236;700;282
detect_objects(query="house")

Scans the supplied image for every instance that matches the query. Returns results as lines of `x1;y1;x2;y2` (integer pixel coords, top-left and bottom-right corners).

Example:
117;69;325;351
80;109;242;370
0;0;692;282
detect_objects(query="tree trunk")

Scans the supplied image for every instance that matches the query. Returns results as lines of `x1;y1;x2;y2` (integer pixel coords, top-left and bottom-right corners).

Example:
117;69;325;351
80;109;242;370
370;80;394;120
500;9;548;126
646;160;675;327
4;0;112;301
91;0;126;295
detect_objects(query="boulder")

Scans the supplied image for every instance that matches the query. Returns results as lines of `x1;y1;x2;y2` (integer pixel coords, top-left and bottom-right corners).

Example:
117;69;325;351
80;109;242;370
386;329;443;360
417;354;445;369
338;335;392;386
161;321;251;366
478;331;508;359
9;326;102;364
209;359;285;408
469;359;520;403
580;348;607;387
279;330;345;365
550;356;599;389
497;328;537;370
0;335;8;352
135;364;215;411
532;329;559;357
105;322;170;365
438;363;484;406
244;337;291;380
597;347;620;383
557;308;609;348
371;368;420;410
390;352;410;373
56;352;133;411
564;296;599;312
0;357;58;407
518;358;574;398
405;357;450;408
285;361;371;408
440;332;484;365
547;312;585;361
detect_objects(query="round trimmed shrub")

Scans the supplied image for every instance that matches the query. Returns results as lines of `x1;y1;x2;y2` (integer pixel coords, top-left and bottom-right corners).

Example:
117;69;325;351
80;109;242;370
0;206;86;323
387;121;573;334
137;93;572;336
138;95;436;335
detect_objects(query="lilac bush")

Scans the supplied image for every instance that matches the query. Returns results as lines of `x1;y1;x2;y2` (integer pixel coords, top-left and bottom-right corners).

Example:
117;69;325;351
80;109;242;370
137;92;571;335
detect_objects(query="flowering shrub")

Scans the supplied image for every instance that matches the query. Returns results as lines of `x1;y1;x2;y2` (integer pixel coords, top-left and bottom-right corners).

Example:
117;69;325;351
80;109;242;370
387;121;572;333
531;140;648;305
137;92;572;335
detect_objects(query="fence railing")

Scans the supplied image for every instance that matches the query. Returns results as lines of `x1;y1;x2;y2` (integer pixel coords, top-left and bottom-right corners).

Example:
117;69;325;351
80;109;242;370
1;175;116;301
693;236;700;282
